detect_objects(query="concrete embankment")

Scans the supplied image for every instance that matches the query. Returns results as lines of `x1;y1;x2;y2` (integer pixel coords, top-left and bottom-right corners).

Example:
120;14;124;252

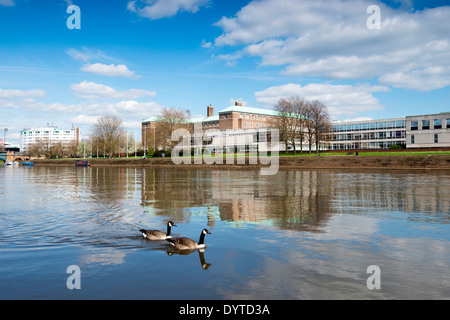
30;155;450;170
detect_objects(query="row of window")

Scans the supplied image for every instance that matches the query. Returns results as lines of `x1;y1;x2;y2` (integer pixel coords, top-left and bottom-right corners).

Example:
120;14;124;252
333;131;405;141
332;121;406;133
21;131;73;135
410;119;450;130
244;122;269;129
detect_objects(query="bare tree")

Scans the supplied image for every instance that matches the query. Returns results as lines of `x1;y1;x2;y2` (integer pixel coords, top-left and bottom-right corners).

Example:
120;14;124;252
147;108;191;151
90;115;126;158
272;96;308;154
305;100;331;154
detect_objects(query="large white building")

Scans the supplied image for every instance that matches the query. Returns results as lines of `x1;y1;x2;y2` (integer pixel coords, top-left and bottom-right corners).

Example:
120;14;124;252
20;126;80;153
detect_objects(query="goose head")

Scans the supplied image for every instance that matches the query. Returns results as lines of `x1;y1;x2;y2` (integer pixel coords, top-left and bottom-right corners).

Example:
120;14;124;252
168;221;177;227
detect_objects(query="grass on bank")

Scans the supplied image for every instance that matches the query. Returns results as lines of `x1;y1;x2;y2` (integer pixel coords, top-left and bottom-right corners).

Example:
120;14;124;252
28;150;450;162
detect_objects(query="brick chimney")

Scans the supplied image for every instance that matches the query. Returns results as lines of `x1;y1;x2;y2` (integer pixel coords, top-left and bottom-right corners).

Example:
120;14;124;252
207;105;214;117
235;101;243;106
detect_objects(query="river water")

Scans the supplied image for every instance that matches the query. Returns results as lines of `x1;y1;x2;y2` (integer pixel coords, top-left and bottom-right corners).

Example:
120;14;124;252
0;166;449;299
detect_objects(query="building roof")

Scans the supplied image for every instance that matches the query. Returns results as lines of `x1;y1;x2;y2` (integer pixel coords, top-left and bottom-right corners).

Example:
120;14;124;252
142;105;295;124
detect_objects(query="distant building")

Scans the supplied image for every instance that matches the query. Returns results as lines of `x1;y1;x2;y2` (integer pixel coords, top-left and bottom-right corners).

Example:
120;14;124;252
20;126;80;153
328;118;407;150
328;112;450;150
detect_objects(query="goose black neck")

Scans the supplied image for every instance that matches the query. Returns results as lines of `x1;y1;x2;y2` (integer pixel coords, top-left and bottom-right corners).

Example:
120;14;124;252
199;232;206;245
166;224;172;236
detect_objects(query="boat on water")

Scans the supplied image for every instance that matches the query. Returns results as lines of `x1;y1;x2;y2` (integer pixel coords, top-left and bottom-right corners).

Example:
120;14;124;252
22;161;34;167
5;161;19;167
75;160;90;167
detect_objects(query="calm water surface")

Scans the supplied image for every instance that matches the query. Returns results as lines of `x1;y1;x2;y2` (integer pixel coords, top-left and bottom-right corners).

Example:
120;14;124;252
1;166;449;299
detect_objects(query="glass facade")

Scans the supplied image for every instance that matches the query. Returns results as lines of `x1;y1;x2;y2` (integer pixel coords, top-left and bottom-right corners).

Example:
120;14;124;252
329;119;406;150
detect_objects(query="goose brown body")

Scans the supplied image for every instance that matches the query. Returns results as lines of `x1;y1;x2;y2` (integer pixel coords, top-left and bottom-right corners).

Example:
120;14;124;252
140;221;176;240
166;229;211;250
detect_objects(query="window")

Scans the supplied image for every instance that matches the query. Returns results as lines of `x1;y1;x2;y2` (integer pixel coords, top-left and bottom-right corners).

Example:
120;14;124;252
410;121;418;130
411;135;415;144
434;119;442;129
434;134;439;144
244;122;247;127
240;114;243;118
250;123;253;128
422;120;430;130
447;119;450;129
256;123;259;128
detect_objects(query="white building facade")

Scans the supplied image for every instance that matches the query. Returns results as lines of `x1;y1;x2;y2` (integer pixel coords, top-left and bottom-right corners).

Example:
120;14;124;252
20;126;80;153
406;112;450;149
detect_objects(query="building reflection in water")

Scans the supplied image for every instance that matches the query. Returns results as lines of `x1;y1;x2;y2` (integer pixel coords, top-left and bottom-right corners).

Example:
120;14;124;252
139;168;450;232
139;168;335;233
24;167;450;232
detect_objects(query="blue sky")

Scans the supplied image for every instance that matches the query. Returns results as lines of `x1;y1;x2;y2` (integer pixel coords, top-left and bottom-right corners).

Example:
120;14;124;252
0;0;449;145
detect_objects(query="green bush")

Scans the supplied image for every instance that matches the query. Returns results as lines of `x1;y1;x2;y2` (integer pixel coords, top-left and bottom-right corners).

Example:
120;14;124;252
389;144;402;150
146;147;155;157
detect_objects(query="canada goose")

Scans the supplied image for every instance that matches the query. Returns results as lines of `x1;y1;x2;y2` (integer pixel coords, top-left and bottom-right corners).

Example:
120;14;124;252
166;229;211;250
140;221;176;240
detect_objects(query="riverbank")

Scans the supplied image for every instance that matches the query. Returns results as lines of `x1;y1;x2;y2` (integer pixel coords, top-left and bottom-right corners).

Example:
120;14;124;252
30;154;450;170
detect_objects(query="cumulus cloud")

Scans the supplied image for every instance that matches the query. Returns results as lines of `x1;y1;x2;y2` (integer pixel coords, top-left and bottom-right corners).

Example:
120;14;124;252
127;0;209;19
212;0;450;91
80;63;140;78
70;81;155;100
254;83;389;119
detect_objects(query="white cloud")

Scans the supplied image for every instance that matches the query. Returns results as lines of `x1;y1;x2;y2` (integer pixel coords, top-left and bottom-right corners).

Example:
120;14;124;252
70;81;156;100
201;39;212;49
71;101;164;128
128;0;209;19
80;63;140;78
228;98;247;106
0;88;46;100
0;0;14;7
254;83;389;119
0;89;46;110
212;0;450;91
379;66;450;92
66;48;115;63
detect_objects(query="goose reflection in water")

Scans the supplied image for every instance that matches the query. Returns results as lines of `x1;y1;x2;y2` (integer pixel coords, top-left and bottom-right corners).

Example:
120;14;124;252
166;248;212;270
